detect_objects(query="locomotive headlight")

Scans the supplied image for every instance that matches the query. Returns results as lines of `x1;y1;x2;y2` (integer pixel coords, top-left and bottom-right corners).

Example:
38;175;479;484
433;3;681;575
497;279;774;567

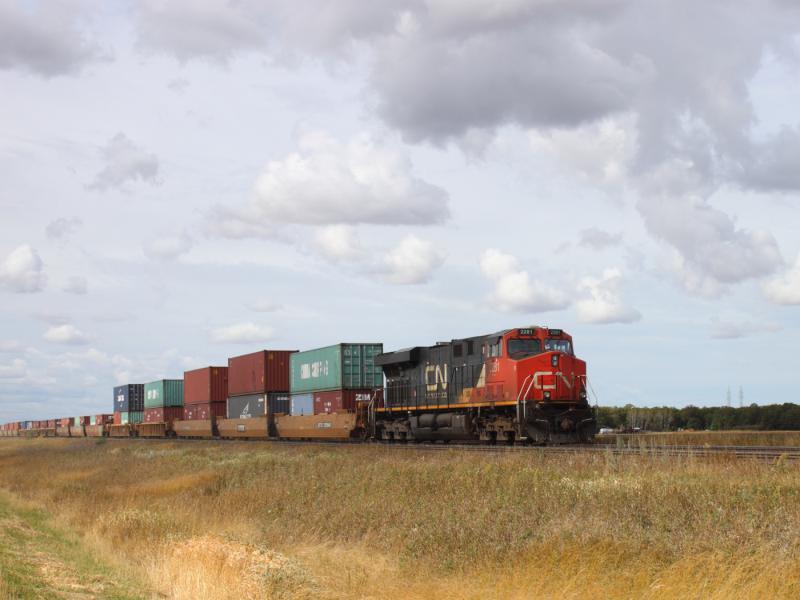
544;391;551;400
580;391;587;400
551;354;558;367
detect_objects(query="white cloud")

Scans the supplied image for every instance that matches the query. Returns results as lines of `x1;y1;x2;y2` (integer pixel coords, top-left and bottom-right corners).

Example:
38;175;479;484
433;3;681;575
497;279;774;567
89;133;160;191
142;231;193;261
0;2;102;76
380;235;445;285
46;217;83;240
43;325;90;345
479;249;569;313
0;245;45;293
529;116;637;187
209;322;275;344
213;131;449;236
575;268;641;324
0;358;27;380
136;0;268;63
763;255;800;305
313;225;363;262
637;160;783;296
62;275;88;295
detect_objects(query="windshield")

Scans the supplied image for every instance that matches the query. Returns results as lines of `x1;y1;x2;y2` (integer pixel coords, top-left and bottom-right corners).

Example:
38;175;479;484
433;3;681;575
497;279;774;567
545;339;572;355
507;338;541;359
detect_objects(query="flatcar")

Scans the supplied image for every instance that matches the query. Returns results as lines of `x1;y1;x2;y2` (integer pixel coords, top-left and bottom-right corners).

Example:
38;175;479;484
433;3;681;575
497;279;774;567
374;326;595;444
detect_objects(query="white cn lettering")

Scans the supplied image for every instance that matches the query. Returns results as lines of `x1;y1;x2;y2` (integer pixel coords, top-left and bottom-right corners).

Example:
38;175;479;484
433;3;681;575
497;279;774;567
425;364;449;393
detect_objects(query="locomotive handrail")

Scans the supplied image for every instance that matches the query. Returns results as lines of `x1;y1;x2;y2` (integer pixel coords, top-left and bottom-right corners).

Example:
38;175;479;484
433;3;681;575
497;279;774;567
516;374;535;436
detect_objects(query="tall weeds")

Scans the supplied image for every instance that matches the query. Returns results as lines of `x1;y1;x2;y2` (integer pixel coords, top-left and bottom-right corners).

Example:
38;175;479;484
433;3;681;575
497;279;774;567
0;439;798;599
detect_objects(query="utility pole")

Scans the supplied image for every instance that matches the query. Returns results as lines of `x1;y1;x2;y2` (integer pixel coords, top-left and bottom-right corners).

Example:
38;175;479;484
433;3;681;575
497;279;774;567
726;386;731;407
738;386;743;408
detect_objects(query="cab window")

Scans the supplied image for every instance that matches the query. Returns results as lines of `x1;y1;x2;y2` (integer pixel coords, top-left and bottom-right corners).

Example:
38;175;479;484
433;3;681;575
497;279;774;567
488;340;502;357
544;339;573;355
507;338;541;359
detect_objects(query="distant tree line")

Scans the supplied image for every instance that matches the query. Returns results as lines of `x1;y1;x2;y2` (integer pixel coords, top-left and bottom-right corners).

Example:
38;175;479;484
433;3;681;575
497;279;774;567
596;403;800;431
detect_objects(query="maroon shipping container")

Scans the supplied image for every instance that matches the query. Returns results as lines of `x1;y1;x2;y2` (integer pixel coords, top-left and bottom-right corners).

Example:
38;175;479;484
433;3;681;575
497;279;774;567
184;366;228;405
183;404;199;420
113;412;122;425
228;350;296;397
313;389;377;415
144;407;183;425
60;418;72;427
79;416;91;426
197;401;226;420
48;419;56;428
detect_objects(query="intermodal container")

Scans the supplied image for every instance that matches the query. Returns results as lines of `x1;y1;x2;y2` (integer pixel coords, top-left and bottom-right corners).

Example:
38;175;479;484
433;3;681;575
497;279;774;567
184;366;228;405
183;404;199;420
197;402;226;420
144;379;184;409
227;350;295;396
290;343;383;394
313;388;376;414
114;384;144;413
144;406;183;424
113;412;122;425
48;419;56;429
96;414;113;425
227;392;290;419
129;411;143;424
290;393;314;416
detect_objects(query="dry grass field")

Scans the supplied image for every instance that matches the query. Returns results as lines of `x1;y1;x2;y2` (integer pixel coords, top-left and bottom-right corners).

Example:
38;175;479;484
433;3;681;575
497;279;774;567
0;437;799;599
596;430;800;447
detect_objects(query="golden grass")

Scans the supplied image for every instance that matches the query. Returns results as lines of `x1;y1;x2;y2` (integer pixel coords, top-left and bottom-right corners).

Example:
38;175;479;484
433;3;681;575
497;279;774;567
0;438;799;599
597;430;800;447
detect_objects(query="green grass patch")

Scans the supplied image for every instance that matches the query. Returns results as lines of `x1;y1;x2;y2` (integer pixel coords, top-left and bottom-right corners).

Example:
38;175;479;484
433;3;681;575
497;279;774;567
0;492;147;599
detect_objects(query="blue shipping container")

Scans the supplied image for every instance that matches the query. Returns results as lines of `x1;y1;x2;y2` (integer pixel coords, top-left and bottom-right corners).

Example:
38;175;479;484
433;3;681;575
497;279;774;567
290;393;314;416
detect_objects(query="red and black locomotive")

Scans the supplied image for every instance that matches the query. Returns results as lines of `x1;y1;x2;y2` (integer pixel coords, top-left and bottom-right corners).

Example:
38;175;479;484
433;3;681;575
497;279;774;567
374;326;595;444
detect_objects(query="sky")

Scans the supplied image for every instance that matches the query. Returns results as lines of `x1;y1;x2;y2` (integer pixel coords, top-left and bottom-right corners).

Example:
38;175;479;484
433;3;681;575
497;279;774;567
1;0;800;421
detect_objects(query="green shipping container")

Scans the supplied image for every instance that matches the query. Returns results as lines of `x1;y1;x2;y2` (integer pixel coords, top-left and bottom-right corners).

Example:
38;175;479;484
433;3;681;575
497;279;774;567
121;411;144;425
290;343;383;393
144;379;184;408
90;415;96;425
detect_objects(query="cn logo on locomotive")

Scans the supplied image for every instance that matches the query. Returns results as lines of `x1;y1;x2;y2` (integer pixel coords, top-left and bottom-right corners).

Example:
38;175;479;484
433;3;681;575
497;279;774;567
424;364;448;392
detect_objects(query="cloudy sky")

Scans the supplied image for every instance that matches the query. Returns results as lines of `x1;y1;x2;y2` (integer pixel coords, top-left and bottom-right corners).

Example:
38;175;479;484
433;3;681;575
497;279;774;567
2;0;800;421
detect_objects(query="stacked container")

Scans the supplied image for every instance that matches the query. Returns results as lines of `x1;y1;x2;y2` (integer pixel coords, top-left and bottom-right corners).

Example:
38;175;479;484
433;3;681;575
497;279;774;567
113;384;145;428
226;350;295;419
183;367;227;420
143;379;184;424
289;343;383;415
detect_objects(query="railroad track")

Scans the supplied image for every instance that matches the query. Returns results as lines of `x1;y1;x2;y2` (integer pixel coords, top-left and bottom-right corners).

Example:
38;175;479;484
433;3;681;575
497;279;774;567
7;436;798;461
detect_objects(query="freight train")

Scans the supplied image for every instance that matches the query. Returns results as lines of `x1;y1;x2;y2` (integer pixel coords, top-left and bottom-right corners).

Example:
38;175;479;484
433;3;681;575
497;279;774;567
0;326;596;444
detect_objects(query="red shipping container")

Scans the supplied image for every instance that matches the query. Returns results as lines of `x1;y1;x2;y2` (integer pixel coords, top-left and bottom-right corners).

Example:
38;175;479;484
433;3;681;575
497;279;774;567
313;388;378;415
183;405;199;420
197;401;226;420
227;350;296;397
113;412;122;425
60;418;71;427
184;366;228;405
144;407;183;424
48;419;56;428
79;416;91;426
